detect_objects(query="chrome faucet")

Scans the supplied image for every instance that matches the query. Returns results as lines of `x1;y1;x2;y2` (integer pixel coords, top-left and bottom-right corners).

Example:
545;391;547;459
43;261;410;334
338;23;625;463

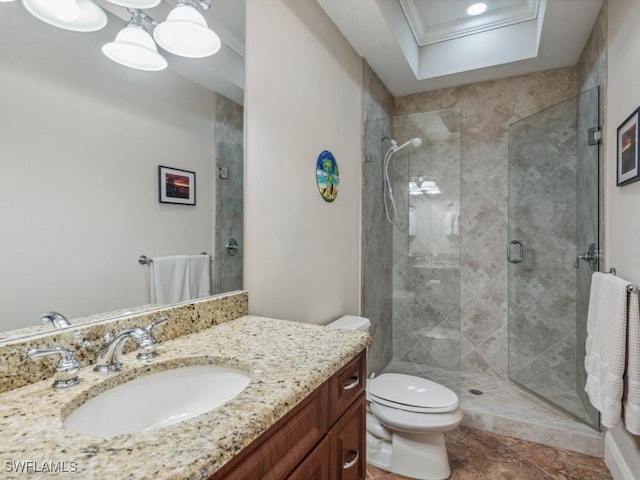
41;311;71;328
94;316;168;373
28;346;81;389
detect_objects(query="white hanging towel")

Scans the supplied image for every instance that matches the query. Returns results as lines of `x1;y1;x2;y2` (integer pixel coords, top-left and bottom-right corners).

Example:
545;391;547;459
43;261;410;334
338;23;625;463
409;206;417;237
584;272;630;429
444;211;458;237
585;272;603;358
188;254;211;300
150;255;191;305
624;289;640;435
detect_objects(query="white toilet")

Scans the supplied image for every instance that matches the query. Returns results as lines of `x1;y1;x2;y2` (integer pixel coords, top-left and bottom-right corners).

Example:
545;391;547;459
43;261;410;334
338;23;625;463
328;315;462;480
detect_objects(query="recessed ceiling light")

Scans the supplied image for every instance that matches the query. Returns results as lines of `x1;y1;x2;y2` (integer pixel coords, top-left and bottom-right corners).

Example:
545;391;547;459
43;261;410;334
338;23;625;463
467;2;488;16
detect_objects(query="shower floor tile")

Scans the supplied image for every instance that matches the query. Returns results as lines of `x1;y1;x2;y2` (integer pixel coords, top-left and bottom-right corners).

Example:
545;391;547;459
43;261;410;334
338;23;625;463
365;425;611;480
381;361;603;456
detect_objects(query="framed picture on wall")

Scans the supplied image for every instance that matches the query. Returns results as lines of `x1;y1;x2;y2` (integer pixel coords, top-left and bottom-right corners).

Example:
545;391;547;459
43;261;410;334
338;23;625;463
617;108;640;186
158;166;196;205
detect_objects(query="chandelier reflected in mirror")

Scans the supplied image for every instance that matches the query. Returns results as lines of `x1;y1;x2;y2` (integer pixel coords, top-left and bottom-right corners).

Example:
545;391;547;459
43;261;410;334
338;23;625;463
5;0;221;71
409;176;442;196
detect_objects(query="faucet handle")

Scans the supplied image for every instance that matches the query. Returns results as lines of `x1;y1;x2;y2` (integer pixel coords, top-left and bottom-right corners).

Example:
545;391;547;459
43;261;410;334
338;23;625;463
137;317;168;361
145;316;169;335
41;311;71;329
28;346;80;389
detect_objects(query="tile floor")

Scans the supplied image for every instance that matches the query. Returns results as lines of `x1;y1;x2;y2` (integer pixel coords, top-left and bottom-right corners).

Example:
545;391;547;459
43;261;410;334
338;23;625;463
366;425;612;480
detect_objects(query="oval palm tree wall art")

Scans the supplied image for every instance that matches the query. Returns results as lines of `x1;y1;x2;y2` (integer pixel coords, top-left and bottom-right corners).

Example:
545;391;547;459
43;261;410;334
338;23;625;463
316;150;339;202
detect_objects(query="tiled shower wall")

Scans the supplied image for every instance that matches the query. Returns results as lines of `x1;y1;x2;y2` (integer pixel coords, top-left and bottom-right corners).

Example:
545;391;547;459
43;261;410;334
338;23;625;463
362;63;394;376
214;94;244;294
394;68;577;379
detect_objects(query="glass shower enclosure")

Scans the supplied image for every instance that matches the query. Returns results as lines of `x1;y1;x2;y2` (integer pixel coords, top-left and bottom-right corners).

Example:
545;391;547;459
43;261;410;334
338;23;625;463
507;87;601;429
380;109;462;395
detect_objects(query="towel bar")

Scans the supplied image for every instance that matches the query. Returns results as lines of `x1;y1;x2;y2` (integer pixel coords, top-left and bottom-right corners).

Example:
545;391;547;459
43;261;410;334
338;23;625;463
608;267;638;292
138;252;212;266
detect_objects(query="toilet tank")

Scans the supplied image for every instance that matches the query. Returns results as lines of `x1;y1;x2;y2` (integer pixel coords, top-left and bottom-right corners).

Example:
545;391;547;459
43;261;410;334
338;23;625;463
327;315;371;332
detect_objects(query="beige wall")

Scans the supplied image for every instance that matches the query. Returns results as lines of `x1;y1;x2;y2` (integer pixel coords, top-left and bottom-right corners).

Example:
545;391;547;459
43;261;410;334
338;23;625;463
244;0;363;324
605;1;640;476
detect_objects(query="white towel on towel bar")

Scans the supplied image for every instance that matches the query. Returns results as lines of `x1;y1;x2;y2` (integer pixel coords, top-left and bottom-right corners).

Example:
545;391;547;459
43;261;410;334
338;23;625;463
624;289;640;435
150;255;191;305
584;272;630;429
189;254;211;300
444;211;458;237
409;206;417;237
150;254;211;305
585;272;603;359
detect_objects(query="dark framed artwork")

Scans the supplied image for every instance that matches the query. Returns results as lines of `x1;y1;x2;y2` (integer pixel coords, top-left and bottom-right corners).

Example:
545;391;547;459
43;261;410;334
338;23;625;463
158;166;196;205
617;108;640;186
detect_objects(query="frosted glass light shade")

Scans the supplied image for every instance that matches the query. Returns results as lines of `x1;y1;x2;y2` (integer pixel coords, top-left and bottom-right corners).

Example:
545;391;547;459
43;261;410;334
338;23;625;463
153;4;221;58
102;25;167;71
409;179;422;195
104;0;161;8
22;0;107;32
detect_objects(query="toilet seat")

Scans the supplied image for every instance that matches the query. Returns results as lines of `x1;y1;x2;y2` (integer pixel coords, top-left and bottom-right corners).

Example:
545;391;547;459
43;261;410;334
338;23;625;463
370;400;463;433
368;373;459;413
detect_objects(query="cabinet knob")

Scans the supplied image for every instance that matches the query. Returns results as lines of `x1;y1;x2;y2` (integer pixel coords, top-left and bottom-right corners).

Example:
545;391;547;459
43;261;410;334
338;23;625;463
343;450;360;470
343;375;360;390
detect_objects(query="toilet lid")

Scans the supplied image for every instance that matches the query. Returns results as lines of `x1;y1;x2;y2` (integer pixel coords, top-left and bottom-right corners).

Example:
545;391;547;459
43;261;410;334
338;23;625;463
368;373;459;413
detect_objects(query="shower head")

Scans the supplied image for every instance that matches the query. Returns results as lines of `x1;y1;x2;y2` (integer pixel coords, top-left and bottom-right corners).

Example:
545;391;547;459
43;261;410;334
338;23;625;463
394;137;422;152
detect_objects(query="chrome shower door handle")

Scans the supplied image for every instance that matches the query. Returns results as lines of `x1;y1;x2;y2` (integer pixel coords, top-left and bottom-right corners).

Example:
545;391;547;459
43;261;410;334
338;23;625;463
507;240;523;264
575;243;599;270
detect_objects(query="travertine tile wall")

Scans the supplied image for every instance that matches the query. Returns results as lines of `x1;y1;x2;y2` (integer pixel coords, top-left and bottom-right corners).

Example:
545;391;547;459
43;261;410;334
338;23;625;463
394;67;577;379
362;62;394;375
214;94;244;294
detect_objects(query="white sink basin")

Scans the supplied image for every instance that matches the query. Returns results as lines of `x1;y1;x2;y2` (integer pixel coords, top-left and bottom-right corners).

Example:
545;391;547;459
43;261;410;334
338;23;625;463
64;365;251;437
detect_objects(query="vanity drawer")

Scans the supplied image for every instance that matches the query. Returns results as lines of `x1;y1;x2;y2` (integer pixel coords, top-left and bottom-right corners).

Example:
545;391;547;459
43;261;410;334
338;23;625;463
287;436;330;480
329;350;366;425
329;394;366;480
210;383;329;480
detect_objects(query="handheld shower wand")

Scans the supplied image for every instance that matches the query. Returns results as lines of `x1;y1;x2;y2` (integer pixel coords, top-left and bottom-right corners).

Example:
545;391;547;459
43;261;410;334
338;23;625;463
383;137;422;223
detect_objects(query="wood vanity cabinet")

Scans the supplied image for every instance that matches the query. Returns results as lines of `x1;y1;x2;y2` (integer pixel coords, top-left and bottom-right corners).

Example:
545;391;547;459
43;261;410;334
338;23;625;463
209;350;366;480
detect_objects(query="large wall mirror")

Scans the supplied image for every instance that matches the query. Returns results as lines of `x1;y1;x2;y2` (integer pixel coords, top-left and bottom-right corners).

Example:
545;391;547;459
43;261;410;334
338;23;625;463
0;1;245;337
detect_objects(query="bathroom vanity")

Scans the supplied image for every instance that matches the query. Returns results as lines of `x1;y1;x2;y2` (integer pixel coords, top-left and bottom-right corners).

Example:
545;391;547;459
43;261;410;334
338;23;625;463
0;306;369;480
211;350;366;479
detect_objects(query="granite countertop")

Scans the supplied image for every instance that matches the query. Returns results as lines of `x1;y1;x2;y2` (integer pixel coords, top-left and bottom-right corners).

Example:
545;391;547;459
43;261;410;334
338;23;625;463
0;315;370;479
